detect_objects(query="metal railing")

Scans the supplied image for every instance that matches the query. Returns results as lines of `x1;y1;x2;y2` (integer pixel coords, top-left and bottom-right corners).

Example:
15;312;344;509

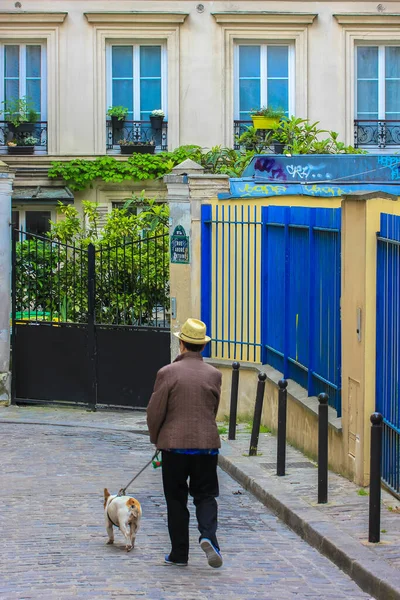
106;120;168;152
354;119;400;149
201;203;342;415
376;213;400;497
0;121;48;154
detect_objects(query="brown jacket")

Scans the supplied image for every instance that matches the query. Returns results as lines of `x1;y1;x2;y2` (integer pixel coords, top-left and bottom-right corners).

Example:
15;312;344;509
146;352;222;449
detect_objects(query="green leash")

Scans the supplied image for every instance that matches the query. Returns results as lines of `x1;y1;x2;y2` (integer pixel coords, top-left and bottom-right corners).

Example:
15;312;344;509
117;451;162;496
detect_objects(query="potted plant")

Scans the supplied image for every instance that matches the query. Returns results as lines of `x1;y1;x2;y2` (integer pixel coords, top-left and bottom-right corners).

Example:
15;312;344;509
118;139;155;155
1;96;39;134
107;106;128;130
150;109;165;131
7;136;38;155
250;106;284;130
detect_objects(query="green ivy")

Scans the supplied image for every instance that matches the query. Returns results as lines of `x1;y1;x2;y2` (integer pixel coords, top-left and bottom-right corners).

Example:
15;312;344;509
48;145;255;191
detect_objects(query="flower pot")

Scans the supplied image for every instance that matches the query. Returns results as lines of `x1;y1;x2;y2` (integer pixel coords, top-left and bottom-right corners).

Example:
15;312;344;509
8;122;35;134
120;144;155;155
273;141;285;154
251;116;280;130
150;115;164;131
111;116;125;131
7;145;35;155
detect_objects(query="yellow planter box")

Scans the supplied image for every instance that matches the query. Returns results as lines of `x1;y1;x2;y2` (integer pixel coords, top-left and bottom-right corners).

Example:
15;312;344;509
251;115;280;130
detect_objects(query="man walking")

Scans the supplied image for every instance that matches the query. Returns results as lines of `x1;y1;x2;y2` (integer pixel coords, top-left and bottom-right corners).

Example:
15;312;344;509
147;318;223;568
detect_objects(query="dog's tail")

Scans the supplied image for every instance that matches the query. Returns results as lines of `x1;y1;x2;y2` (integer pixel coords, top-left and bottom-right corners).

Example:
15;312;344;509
104;488;111;508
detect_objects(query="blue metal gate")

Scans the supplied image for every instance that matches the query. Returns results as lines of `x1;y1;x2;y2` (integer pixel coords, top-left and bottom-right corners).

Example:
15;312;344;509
376;213;400;497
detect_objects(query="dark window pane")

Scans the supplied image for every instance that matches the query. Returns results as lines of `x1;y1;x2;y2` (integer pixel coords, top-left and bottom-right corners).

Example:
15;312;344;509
239;46;260;78
112;80;133;116
12;211;20;243
239;79;260;112
385;46;400;79
140;79;161;114
25;211;51;236
357;80;378;117
357;47;378;79
112;46;133;79
386;80;400;116
5;45;19;78
26;45;41;78
140;46;161;77
268;79;288;112
267;46;289;78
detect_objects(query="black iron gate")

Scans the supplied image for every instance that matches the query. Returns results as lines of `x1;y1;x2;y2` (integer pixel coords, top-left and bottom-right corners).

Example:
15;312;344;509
11;230;170;409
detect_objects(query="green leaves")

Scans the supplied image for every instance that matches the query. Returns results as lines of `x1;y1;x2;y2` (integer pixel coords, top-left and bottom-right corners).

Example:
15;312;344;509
48;145;255;191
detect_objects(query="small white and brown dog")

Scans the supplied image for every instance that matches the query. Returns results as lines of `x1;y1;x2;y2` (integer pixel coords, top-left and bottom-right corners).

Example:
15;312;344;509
104;488;142;552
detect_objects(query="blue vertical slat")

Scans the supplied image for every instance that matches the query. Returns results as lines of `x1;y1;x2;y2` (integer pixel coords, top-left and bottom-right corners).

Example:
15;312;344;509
215;204;219;358
253;205;258;363
241;204;244;361
308;209;316;396
201;204;212;358
221;204;225;358
228;205;231;358
261;206;268;365
247;204;251;361
283;206;290;379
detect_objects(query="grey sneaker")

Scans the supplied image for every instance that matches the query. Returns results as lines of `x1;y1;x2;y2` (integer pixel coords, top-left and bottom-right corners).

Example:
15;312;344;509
200;538;223;568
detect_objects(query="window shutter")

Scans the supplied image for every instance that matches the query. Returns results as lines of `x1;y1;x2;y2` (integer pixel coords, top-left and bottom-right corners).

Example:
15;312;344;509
95;203;111;229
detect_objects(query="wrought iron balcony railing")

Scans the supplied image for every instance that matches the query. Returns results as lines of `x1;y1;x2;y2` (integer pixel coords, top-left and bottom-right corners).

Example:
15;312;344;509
233;120;252;149
106;120;168;152
233;120;278;152
0;121;48;154
354;120;400;149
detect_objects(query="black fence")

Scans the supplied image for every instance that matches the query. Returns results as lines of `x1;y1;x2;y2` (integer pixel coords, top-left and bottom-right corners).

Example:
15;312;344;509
106;120;168;151
12;230;170;408
0;120;48;154
354;119;400;148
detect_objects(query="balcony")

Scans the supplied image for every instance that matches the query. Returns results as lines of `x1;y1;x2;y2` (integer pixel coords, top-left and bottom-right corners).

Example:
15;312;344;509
106;120;168;153
0;121;48;155
234;120;252;149
354;120;400;149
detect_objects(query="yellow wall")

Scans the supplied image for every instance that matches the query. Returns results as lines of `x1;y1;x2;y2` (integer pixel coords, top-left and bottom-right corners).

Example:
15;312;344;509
341;194;400;485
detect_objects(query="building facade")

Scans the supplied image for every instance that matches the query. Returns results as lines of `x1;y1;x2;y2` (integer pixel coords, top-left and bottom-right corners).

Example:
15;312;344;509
0;1;400;231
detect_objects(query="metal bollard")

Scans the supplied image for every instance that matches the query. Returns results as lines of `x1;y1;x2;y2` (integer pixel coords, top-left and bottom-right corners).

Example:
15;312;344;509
369;412;383;543
318;393;329;504
228;362;240;440
249;372;267;456
277;379;288;476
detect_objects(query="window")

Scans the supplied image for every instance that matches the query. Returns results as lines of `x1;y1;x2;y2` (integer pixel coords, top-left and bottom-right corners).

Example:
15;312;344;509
12;209;52;238
0;43;47;118
356;45;400;120
235;44;293;121
107;44;166;120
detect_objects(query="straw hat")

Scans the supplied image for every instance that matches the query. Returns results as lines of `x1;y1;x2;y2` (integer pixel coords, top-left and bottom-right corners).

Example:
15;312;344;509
174;318;211;345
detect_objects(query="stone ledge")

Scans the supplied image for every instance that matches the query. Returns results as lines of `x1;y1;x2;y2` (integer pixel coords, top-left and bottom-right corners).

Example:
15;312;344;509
206;357;342;432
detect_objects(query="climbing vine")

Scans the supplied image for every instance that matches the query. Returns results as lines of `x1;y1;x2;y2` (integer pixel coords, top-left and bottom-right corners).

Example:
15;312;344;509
48;145;255;191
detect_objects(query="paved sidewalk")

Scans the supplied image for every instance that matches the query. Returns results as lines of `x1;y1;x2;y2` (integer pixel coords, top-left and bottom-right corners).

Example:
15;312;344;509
219;431;400;600
0;405;399;599
0;407;373;600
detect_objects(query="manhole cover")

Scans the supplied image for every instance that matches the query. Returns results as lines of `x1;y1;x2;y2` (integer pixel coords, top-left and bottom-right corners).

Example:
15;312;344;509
261;462;316;469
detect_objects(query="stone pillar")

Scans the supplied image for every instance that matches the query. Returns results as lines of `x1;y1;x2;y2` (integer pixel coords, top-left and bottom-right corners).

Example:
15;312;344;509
341;191;400;485
0;161;14;405
164;159;229;360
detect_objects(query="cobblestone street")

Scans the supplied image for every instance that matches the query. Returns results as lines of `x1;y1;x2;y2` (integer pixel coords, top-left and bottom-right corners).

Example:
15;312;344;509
0;421;373;600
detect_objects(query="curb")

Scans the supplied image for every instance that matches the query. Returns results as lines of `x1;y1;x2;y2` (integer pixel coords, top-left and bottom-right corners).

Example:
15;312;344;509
218;452;400;600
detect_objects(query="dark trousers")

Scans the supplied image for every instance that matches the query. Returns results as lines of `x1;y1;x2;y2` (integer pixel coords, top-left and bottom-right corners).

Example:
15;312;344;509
161;451;219;563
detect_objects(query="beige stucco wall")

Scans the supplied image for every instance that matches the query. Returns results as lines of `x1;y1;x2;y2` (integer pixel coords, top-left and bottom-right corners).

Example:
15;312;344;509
2;0;400;157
